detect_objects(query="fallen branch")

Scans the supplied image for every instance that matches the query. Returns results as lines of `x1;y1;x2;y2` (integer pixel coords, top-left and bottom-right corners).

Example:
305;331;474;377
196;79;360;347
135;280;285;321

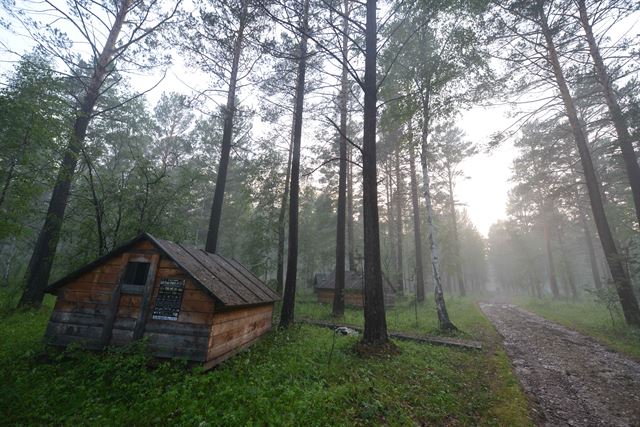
298;318;482;350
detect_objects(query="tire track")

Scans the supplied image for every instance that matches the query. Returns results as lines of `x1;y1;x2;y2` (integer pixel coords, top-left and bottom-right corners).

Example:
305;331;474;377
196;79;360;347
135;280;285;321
480;303;640;427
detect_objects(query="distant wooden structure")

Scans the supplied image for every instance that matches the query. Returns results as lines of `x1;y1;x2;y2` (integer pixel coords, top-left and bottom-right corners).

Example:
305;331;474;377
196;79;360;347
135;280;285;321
313;271;396;307
44;233;279;369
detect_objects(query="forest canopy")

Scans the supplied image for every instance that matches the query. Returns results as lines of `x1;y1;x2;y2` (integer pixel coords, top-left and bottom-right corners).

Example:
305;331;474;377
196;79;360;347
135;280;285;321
1;0;640;333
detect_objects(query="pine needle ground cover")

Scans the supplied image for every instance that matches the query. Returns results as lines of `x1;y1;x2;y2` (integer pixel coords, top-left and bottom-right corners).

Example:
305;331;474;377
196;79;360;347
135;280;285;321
0;297;531;426
519;298;640;361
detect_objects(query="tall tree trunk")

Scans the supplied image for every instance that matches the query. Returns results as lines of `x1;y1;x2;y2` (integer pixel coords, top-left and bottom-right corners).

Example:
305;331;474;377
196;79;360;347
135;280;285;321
0;157;17;210
0;123;32;210
555;220;578;300
418;99;455;331
347;142;356;272
276;135;293;295
280;0;309;328
332;0;349;318
83;153;107;256
205;0;248;253
361;0;388;345
19;0;132;308
394;144;404;295
579;205;601;290
538;3;640;326
385;161;395;271
408;143;425;302
577;0;640;229
543;216;560;298
446;166;465;297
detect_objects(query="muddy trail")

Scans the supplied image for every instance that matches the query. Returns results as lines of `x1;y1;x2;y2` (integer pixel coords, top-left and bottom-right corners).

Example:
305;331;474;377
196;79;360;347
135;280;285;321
480;303;640;427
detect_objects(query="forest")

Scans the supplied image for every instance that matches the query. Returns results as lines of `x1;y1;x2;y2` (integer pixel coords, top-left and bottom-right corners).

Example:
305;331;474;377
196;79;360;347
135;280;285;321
1;0;640;425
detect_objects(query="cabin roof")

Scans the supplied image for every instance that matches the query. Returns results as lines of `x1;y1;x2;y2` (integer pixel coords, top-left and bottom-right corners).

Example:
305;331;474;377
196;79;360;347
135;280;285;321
313;271;396;294
46;233;280;307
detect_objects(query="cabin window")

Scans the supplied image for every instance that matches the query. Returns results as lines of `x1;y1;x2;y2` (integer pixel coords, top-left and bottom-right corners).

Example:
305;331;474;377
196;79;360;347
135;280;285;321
122;261;150;286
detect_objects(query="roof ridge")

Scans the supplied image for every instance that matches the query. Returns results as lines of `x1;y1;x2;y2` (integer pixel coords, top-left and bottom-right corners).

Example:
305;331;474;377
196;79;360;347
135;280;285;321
47;233;279;307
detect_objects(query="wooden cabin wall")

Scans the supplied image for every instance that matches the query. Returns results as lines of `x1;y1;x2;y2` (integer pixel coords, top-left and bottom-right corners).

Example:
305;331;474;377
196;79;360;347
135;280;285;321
45;251;126;349
205;303;273;368
314;289;395;308
314;289;365;307
47;240;216;361
111;242;215;361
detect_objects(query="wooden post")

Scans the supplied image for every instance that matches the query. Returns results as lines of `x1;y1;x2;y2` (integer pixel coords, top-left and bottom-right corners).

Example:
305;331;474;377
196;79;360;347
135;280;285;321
100;253;131;349
133;254;159;340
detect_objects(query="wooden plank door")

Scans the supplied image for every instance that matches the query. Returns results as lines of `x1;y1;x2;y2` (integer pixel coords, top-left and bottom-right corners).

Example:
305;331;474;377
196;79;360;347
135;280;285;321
99;252;159;349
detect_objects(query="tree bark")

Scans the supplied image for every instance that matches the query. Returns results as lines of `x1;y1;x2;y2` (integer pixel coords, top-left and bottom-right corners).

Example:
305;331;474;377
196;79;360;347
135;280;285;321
418;98;455;331
0;123;32;210
280;0;309;328
408;142;425;302
543;215;560;298
361;0;388;345
579;205;601;290
19;0;132;308
577;0;640;229
556;222;578;300
347;142;356;272
276;133;293;296
84;154;107;256
538;3;640;326
385;160;395;272
205;0;248;253
394;144;404;295
332;0;349;318
446;165;465;297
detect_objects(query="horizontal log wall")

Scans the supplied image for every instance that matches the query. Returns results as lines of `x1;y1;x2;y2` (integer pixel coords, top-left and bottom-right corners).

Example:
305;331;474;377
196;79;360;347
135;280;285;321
315;289;364;307
45;254;126;348
46;241;216;362
46;239;274;365
110;249;214;361
206;303;273;367
314;289;395;307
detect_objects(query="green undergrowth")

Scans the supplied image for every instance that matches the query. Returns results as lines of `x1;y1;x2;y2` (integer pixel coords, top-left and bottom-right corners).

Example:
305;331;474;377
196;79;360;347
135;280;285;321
295;294;486;340
519;297;640;360
1;297;532;426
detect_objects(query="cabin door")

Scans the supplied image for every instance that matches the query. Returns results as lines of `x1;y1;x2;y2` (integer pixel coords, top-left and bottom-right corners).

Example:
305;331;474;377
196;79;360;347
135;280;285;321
100;252;160;348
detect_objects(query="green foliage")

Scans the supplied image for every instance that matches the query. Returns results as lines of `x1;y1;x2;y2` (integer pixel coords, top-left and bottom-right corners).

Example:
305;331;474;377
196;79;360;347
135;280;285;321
584;286;624;326
379;0;493;125
0;51;69;240
0;298;531;426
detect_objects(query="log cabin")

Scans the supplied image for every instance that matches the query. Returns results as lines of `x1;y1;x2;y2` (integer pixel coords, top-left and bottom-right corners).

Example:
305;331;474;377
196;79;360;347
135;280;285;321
313;271;396;307
44;233;280;369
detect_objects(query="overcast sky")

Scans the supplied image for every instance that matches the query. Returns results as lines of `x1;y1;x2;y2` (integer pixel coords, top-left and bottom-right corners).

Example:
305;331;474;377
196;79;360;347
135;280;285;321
456;106;514;236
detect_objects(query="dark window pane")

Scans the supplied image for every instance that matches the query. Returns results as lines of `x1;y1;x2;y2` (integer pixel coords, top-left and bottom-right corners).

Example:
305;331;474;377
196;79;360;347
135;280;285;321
122;262;150;286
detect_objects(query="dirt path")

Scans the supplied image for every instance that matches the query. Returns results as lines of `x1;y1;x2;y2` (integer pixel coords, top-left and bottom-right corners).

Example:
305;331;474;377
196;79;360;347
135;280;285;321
480;303;640;427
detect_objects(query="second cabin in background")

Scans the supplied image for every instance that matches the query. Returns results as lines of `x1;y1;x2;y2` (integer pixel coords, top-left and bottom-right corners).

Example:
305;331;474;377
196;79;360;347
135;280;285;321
313;271;396;308
44;233;280;369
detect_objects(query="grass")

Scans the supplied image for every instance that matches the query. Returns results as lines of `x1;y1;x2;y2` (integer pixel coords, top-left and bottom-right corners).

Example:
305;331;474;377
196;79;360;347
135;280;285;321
0;294;532;426
295;294;487;340
518;297;640;360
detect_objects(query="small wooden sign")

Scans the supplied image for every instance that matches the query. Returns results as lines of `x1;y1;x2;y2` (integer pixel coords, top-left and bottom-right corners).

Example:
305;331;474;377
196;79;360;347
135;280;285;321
152;278;185;321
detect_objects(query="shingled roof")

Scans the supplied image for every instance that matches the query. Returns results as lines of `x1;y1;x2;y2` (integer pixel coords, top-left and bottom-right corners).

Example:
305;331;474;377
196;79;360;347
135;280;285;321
46;233;280;307
313;271;396;294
